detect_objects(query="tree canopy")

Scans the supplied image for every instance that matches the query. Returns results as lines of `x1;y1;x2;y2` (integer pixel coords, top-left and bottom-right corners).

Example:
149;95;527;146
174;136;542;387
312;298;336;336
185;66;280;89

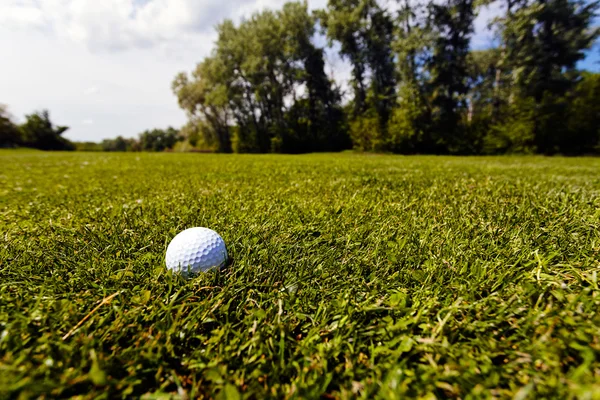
171;0;599;155
16;110;75;151
173;2;349;154
0;105;21;148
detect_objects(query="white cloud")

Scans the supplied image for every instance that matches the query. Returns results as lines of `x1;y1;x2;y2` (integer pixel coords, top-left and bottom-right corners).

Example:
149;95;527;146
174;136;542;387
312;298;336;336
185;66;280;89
0;1;45;29
2;0;328;53
82;119;94;125
84;86;99;95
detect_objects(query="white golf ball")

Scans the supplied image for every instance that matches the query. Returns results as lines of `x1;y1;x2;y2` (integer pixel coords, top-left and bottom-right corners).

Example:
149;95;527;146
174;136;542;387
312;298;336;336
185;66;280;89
166;227;228;275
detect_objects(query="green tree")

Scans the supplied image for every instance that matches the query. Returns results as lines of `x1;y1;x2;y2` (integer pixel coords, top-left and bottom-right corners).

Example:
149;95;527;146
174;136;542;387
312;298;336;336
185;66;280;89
566;72;600;153
139;128;180;152
426;0;476;153
278;2;349;152
388;0;434;153
179;121;205;148
101;136;139;152
19;110;74;151
174;1;347;153
498;0;599;153
466;49;502;122
463;49;506;152
318;0;369;116
74;141;103;151
173;56;233;153
0;104;21;148
319;0;396;149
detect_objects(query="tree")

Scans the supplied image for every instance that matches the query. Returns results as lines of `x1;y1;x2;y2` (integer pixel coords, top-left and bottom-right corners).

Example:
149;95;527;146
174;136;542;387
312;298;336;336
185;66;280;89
168;0;599;155
318;0;370;117
566;72;600;153
101;136;138;152
0;104;21;148
173;57;233;153
426;0;476;153
388;0;434;153
498;0;599;153
19;110;74;151
278;2;349;152
365;4;397;138
174;1;348;153
74;141;103;151
462;49;505;152
319;0;396;149
466;49;502;122
138;128;181;152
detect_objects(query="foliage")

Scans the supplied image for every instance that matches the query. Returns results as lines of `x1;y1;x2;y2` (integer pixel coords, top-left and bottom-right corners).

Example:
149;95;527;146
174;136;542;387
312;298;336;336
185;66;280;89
74;141;103;152
465;49;502;124
139;127;181;152
500;0;599;101
484;97;537;153
0;105;21;148
319;0;397;149
173;2;349;154
75;129;182;153
566;72;600;153
101;136;141;152
2;152;600;398
496;0;600;153
348;109;380;151
18;110;74;151
179;120;207;149
168;0;600;155
387;84;431;153
426;0;476;153
387;1;435;153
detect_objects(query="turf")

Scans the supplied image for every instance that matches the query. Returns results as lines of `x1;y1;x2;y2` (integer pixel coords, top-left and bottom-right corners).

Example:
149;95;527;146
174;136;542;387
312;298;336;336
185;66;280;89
1;152;599;399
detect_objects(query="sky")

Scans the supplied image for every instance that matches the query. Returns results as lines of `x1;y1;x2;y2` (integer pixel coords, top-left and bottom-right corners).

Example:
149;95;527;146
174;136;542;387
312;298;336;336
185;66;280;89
1;0;598;142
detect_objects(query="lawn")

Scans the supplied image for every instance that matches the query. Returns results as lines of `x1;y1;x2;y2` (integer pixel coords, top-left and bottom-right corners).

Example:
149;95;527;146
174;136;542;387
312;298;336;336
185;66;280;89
1;151;599;399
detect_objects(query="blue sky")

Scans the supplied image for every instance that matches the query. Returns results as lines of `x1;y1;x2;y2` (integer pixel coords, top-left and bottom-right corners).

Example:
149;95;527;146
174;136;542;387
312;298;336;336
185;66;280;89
579;48;599;71
0;0;597;142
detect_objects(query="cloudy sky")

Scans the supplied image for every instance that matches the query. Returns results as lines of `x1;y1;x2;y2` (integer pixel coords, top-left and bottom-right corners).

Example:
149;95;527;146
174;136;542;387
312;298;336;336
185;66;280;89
1;0;598;142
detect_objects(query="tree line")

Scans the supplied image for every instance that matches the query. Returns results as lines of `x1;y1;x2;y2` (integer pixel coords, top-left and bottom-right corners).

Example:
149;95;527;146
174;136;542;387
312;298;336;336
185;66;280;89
87;127;181;152
0;105;182;152
0;107;75;151
173;0;600;155
2;0;597;155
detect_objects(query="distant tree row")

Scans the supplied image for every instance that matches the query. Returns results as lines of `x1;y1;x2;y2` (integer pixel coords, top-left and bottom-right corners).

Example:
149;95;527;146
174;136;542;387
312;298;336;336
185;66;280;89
75;127;182;152
0;107;75;150
1;105;183;152
174;0;600;155
99;127;181;152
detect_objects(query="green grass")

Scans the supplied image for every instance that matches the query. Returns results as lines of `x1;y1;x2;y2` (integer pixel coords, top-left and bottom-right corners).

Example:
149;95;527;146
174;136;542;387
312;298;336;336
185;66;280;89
1;151;599;399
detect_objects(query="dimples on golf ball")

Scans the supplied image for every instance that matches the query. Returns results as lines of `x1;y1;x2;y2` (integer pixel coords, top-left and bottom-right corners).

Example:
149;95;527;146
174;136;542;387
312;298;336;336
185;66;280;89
166;228;228;274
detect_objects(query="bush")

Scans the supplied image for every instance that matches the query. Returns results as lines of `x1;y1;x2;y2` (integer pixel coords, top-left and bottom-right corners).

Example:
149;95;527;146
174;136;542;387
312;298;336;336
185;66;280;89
19;110;74;151
566;73;600;154
74;142;103;151
484;98;536;154
387;86;430;153
0;105;21;148
139;127;181;152
101;136;139;152
232;125;262;153
349;111;381;152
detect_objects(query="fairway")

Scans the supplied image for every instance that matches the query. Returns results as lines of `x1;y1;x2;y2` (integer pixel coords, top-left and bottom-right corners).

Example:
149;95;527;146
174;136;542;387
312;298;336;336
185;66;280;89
1;152;599;398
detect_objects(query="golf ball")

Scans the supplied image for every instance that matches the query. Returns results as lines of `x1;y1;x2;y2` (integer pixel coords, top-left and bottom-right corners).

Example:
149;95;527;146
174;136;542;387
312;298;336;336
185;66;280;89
165;227;228;275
